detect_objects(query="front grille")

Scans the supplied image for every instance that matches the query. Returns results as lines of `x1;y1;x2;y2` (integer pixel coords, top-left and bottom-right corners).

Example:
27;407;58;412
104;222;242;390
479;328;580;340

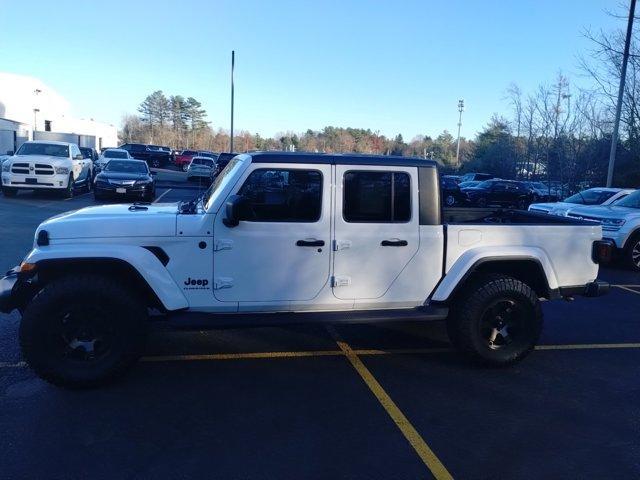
34;164;55;176
11;162;29;174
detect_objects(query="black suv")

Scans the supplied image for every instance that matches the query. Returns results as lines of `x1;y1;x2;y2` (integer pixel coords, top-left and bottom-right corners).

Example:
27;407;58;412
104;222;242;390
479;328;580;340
119;143;172;168
461;179;534;209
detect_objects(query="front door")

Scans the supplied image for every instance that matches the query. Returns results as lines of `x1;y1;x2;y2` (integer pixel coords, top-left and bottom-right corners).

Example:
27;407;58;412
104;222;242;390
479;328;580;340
332;165;420;300
213;163;331;307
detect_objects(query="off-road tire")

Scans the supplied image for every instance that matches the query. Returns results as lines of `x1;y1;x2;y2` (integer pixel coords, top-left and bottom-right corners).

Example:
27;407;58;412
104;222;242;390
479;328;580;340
20;274;148;388
446;274;542;366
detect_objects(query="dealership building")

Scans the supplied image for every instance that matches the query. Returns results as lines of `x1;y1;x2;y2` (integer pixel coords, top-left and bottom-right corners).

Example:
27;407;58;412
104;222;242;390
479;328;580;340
0;72;118;155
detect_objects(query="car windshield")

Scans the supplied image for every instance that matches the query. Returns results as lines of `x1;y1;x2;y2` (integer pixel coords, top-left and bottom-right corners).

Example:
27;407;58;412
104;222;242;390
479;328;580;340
17;143;69;157
476;180;493;189
104;150;128;159
202;156;243;210
191;158;214;166
459;181;479;188
104;160;148;173
612;190;640;209
564;189;616;205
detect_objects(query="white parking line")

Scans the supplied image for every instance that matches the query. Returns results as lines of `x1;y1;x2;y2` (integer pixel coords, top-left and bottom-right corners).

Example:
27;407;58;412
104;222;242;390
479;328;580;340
153;189;172;203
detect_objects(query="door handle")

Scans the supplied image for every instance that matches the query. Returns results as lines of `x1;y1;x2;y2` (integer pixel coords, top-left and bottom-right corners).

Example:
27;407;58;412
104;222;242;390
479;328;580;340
296;239;325;247
381;239;408;247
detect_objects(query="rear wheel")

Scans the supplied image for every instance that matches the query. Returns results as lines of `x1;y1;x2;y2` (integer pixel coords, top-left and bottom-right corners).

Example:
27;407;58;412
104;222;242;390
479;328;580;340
446;274;542;365
20;274;148;388
624;234;640;271
476;197;488;208
2;187;17;197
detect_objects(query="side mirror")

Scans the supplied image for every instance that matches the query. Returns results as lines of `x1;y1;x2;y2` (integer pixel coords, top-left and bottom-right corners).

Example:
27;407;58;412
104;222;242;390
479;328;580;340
74;154;83;160
223;194;247;227
6;150;13;155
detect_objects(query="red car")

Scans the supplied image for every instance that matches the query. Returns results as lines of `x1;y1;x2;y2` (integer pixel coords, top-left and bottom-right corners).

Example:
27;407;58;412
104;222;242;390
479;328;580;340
174;150;199;171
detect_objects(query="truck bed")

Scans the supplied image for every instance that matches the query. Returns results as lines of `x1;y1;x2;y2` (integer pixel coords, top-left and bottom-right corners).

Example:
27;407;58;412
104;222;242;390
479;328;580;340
434;207;602;300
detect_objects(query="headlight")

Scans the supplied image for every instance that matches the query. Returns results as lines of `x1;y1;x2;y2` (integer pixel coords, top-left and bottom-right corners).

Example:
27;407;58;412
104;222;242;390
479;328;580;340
55;166;69;175
601;218;625;231
135;179;151;186
2;163;9;172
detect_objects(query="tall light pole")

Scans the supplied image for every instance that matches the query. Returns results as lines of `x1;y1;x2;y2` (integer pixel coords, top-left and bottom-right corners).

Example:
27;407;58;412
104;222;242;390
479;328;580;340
607;0;636;187
455;99;464;167
230;50;235;153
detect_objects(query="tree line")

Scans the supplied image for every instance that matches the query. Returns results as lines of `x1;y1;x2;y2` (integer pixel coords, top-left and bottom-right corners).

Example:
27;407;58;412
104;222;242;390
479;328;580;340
119;8;640;187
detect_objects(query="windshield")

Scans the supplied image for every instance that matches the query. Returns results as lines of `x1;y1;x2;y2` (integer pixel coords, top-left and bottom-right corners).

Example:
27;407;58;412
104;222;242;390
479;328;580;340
613;190;640;209
17;143;69;157
104;150;128;159
104;160;148;174
202;156;244;210
564;189;616;205
476;180;493;189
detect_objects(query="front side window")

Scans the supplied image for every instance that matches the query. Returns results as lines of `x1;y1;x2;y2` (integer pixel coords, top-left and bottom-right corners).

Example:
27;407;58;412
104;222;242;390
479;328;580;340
238;168;323;222
343;171;411;223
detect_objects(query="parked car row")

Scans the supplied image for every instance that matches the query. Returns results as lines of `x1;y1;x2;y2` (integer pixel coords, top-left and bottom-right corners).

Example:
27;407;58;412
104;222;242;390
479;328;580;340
441;175;545;208
528;187;640;270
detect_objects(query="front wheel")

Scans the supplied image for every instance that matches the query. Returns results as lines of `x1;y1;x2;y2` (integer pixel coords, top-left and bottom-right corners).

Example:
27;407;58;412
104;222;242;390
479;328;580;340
20;274;148;388
624;234;640;271
444;194;456;207
476;197;488;208
446;274;543;366
2;187;17;197
182;163;189;172
62;174;74;198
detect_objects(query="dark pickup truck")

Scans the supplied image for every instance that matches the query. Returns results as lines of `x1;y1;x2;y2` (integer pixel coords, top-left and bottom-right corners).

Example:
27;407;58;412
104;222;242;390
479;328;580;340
119;143;172;168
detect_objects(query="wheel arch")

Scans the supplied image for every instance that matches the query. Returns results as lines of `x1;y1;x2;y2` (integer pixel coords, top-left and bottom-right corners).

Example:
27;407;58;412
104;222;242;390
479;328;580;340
431;255;554;303
21;246;189;311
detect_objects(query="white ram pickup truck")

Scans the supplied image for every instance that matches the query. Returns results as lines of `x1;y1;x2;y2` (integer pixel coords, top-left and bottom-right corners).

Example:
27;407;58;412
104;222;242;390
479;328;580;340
1;140;93;198
0;152;611;388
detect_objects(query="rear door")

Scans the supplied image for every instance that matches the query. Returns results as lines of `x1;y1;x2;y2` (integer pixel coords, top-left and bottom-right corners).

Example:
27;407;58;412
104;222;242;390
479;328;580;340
332;165;419;300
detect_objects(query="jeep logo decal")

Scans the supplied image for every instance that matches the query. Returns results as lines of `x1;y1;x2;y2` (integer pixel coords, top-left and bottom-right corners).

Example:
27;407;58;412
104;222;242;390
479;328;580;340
183;277;210;290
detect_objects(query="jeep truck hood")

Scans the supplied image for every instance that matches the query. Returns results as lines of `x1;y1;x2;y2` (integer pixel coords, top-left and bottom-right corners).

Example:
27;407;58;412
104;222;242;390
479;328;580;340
37;203;179;239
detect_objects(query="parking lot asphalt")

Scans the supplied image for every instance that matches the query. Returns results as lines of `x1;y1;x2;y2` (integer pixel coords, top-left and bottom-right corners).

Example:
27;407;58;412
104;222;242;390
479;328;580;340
1;186;639;479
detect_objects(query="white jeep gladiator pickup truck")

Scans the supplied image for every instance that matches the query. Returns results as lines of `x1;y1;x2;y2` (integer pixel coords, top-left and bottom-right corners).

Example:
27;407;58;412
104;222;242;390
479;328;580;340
0;152;611;388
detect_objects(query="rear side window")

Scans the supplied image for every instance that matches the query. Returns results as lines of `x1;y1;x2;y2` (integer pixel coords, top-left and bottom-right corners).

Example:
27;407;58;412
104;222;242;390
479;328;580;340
238;169;323;222
343;171;411;223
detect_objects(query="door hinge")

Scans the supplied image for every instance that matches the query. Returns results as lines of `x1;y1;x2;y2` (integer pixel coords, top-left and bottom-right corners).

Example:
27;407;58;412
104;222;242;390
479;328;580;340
333;240;352;251
331;275;351;287
214;239;234;251
214;277;234;289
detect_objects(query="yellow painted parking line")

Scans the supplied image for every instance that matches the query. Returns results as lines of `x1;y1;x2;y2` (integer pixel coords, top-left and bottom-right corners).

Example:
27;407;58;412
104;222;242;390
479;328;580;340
153;188;172;203
141;349;344;362
614;285;640;295
326;326;454;480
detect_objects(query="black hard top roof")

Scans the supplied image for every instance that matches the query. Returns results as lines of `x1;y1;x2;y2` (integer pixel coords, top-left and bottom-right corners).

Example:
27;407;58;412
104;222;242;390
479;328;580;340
247;151;438;168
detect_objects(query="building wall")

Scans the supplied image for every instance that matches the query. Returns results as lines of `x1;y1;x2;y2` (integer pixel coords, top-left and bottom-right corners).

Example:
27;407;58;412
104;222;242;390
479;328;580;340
0;72;118;149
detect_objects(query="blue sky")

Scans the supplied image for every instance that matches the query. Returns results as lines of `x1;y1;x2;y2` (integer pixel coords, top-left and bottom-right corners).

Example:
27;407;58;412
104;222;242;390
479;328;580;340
0;0;623;139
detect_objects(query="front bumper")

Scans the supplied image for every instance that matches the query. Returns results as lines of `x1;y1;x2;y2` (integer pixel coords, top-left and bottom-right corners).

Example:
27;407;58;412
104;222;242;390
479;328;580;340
2;172;70;189
0;267;19;313
95;183;153;197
